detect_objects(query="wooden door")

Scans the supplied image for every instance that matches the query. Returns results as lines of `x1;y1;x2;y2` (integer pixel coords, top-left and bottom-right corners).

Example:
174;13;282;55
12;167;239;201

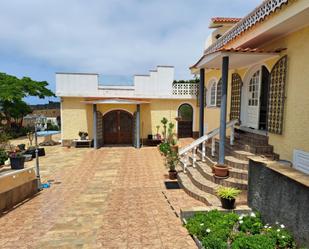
103;110;133;144
178;104;193;138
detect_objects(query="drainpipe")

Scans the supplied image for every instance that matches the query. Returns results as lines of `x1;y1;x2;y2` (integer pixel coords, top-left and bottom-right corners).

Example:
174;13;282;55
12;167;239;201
199;68;205;138
219;56;229;165
93;104;97;149
136;104;141;148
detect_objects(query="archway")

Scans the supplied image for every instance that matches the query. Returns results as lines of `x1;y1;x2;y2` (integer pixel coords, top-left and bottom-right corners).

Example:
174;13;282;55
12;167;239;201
177;103;193;138
103;110;133;144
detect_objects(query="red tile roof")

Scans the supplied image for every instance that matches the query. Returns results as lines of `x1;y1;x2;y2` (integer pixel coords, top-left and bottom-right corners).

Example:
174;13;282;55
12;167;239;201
211;17;242;23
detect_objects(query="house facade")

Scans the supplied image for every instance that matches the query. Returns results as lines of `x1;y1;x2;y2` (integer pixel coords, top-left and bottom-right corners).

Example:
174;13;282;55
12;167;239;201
190;0;309;166
56;66;199;148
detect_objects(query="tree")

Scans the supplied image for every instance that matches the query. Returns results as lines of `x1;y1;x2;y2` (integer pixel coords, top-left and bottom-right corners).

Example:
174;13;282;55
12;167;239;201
0;72;55;127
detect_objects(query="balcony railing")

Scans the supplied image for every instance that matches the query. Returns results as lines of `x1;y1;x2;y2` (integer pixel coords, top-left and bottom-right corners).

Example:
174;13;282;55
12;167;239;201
172;83;198;96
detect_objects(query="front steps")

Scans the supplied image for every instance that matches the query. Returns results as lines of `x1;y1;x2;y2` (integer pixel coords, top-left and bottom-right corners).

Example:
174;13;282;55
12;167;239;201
178;129;278;207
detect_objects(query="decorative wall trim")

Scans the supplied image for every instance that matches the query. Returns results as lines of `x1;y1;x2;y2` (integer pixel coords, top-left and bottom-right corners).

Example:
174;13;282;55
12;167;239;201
204;0;289;55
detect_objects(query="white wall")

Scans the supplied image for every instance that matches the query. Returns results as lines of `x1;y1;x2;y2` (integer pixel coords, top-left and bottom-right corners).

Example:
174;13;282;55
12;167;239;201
56;66;194;99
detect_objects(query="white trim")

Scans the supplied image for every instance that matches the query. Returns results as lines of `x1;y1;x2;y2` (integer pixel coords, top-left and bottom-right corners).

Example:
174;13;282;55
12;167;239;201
176;102;195;134
102;108;134;116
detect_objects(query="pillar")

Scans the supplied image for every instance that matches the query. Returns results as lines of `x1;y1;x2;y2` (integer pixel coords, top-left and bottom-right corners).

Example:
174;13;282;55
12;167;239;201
93;104;97;149
219;56;229;164
199;68;205;137
136;104;140;148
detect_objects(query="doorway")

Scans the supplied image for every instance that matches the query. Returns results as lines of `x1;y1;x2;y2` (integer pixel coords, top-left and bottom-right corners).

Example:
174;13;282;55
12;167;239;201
177;104;193;138
103;110;133;144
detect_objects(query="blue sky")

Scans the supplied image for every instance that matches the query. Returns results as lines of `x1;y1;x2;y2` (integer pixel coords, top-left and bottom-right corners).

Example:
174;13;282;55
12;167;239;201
0;0;261;104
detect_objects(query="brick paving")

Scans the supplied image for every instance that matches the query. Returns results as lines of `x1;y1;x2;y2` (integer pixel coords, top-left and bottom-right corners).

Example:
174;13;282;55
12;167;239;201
0;140;202;249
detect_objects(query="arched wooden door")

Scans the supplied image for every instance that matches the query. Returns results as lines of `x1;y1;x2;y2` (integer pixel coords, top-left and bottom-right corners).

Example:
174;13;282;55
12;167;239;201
103;110;133;144
178;104;193;138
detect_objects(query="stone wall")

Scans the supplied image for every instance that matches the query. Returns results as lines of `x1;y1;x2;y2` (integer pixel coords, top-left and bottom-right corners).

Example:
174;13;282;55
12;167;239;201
248;157;309;247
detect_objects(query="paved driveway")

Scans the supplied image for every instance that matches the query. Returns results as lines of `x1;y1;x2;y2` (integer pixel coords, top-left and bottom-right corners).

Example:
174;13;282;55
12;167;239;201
0;144;201;248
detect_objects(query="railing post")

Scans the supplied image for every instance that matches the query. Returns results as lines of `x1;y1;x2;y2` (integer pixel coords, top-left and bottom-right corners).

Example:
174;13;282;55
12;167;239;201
183;152;188;173
211;138;216;157
192;147;197;167
202;141;206;162
230;124;235;146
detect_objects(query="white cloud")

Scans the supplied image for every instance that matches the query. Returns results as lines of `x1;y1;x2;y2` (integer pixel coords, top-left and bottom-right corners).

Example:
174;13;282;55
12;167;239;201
0;0;261;79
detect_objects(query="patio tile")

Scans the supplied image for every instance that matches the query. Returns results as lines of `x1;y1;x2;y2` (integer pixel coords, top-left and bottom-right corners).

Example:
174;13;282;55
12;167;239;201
0;137;201;248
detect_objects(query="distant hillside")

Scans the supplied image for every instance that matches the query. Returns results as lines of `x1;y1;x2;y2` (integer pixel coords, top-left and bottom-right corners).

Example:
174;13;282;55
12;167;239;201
30;101;60;110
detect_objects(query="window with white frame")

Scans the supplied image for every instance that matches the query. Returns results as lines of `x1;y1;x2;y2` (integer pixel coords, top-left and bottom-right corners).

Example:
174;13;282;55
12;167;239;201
208;80;217;107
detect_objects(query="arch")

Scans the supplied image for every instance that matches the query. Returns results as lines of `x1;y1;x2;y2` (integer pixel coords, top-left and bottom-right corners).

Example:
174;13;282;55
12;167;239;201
103;109;133;145
177;103;193;138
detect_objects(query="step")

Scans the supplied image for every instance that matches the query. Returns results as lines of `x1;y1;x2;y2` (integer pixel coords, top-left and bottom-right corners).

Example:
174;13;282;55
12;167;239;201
177;172;221;207
194;162;248;190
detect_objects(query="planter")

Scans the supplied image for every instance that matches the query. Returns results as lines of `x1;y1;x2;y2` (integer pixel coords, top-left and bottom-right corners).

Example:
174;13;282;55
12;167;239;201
26;148;46;158
168;170;177;180
23;154;33;162
80;135;87;140
10;156;25;170
213;164;229;177
17;144;26;151
171;145;179;153
220;197;236;209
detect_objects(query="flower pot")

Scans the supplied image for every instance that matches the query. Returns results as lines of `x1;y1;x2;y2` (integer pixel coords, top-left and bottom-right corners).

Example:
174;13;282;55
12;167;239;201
26;148;46;158
213;164;229;177
10;156;25;170
80;135;87;140
169;170;177;180
171;145;179;153
220;197;236;209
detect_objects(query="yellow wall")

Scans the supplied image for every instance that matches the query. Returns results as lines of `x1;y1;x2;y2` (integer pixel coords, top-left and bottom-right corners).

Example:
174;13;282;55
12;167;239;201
202;26;309;161
61;98;198;140
263;26;309;160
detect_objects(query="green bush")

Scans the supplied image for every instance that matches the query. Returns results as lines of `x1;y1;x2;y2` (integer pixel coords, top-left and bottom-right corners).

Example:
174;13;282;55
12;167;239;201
46;123;59;131
185;211;298;249
0;149;8;165
159;142;170;156
231;233;276;249
186;210;238;249
238;213;263;235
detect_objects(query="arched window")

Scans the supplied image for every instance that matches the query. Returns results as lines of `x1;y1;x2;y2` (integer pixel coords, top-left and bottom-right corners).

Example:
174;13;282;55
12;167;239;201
208;80;217;106
216;79;222;107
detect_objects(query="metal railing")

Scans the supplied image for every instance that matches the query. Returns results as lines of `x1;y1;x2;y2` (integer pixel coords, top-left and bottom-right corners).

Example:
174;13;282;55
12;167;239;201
179;119;238;173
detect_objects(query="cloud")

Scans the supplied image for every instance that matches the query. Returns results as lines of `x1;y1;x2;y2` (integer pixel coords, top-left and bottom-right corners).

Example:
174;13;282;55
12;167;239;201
0;0;261;81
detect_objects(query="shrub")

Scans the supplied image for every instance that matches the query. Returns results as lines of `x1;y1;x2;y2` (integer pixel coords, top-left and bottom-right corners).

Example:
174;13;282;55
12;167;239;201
231;233;276;249
159;142;170;156
46;123;59;131
238;212;263;235
265;225;296;249
186;210;238;249
0;149;8;165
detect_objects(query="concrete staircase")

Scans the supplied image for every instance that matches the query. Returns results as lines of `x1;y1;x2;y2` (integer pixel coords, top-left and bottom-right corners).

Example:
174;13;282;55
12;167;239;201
178;128;278;207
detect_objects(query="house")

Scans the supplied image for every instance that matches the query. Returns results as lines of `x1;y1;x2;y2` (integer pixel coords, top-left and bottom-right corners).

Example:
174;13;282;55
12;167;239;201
56;66;199;147
188;0;309;168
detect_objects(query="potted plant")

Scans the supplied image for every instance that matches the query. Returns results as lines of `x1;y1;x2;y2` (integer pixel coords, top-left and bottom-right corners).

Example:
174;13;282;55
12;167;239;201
26;146;46;158
0;149;8;166
159;142;171;156
78;131;88;140
170;139;178;153
166;150;179;180
216;186;241;209
9;151;25;170
17;144;26;151
161;118;168;141
213;164;229;178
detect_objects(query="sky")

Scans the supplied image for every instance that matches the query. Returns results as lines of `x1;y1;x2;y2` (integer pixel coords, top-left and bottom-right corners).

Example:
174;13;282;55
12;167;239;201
0;0;261;104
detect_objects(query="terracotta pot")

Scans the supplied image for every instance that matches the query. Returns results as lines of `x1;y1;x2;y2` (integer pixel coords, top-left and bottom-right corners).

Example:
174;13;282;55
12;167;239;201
169;170;177;180
213;164;229;177
171;145;179;153
220;197;236;209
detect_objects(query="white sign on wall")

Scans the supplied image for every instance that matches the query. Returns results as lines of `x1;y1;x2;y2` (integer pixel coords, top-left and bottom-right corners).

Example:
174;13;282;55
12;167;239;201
293;149;309;175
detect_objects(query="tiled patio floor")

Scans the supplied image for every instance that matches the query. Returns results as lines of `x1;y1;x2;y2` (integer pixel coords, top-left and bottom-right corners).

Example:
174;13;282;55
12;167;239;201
0;139;202;248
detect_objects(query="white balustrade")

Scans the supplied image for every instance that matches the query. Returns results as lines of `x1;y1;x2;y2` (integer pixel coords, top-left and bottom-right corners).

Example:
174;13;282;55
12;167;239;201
178;119;238;173
211;138;216;157
202;141;206;162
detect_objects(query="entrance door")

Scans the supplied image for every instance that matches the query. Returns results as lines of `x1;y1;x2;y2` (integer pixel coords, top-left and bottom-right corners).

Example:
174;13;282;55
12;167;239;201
178;104;193;138
247;70;261;129
103;110;133;144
